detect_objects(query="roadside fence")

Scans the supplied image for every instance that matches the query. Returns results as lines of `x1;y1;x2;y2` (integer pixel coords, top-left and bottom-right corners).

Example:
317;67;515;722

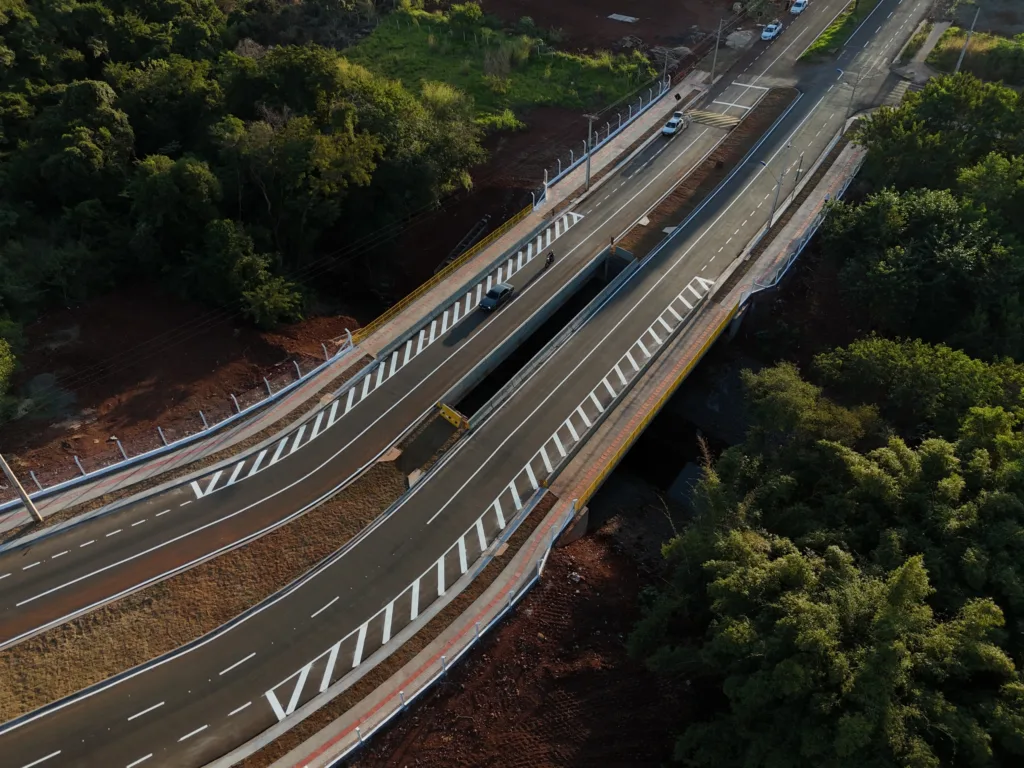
352;204;532;345
0;334;356;514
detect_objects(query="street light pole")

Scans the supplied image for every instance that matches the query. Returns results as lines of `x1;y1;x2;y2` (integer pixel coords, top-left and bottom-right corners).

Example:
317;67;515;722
584;113;597;190
956;5;981;73
760;144;792;233
0;453;43;523
710;18;724;85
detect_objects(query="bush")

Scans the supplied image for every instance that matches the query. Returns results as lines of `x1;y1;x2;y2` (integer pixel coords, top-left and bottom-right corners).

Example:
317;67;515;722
475;108;525;132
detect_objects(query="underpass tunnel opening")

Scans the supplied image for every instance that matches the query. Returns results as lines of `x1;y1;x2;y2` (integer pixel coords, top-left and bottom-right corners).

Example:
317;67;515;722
454;248;634;419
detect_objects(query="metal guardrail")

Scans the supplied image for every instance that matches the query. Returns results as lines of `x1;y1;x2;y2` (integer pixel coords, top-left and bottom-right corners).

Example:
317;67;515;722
352;204;533;345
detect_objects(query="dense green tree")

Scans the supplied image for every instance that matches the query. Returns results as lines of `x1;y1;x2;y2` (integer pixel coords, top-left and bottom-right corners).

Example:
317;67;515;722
822;187;1024;359
633;364;1024;767
814;337;1024;440
857;73;1024;191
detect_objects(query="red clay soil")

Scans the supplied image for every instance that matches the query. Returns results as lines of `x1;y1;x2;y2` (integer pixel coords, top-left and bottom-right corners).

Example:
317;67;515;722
480;0;729;50
350;531;686;768
0;288;355;471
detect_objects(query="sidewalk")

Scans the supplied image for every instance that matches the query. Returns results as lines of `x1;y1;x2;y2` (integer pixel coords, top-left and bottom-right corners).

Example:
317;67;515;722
359;71;708;358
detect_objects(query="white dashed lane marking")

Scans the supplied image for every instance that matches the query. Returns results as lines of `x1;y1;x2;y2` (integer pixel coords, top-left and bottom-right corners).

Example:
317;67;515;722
126;755;152;768
106;529;122;537
20;751;61;768
22;562;40;571
219;652;256;676
51;551;68;559
178;725;208;742
80;540;94;547
229;701;252;717
127;701;164;721
311;596;339;619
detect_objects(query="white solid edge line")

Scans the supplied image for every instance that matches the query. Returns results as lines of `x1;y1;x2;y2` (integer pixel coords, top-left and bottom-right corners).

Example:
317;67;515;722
10;121;720;613
0;79;817;736
219;652;256;676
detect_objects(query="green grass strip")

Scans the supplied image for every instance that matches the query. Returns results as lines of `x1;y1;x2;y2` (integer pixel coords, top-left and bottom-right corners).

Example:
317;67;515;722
800;0;884;60
927;27;1024;86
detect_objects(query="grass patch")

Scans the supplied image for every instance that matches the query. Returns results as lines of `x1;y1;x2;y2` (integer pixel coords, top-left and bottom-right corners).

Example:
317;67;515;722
928;27;1024;85
475;107;526;132
898;21;933;64
801;0;883;60
346;8;656;118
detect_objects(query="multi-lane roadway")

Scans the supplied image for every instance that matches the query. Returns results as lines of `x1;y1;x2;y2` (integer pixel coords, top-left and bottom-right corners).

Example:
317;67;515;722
0;0;931;764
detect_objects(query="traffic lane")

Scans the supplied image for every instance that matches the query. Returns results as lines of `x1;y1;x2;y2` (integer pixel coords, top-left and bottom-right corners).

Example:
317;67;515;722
0;117;732;642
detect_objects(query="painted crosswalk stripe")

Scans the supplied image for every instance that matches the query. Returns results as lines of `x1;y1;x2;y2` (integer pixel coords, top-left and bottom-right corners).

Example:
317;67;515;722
389;351;399;378
376;362;385;388
382;602;395;645
509;481;523;510
227;461;245;486
477;283;484;303
476;518;487;552
311;411;325;440
290;425;306;455
404;339;413;366
525;462;538;489
603;378;616;399
353;623;368;667
687;282;702;299
429;320;438;344
589;391;604;413
565;419;580;442
417;329;426;355
458;537;468;573
615;364;628;387
648;328;662;345
667;305;683;321
626;352;639;371
658;316;672;333
327;399;340;427
540;446;553;474
553;433;567;457
362;373;372;399
637;340;651;358
437;558;446;596
411;579;421;620
345;386;356;414
441;311;449;334
320;643;340;693
452;301;461;324
493;499;506;529
678;293;693;310
576;406;592;428
517;251;523;270
247;449;267;477
271;437;288;465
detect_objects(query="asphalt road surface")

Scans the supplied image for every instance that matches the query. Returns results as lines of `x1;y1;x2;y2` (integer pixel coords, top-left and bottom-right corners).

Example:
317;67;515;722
0;0;932;765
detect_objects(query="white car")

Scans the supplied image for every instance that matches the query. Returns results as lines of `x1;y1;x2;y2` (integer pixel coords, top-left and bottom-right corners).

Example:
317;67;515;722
662;111;687;136
761;20;783;40
791;0;808;14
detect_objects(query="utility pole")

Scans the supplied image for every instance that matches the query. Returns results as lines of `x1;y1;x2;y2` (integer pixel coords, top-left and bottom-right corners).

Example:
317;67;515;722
0;453;42;523
584;113;597;190
710;18;724;86
761;143;792;234
956;5;981;74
